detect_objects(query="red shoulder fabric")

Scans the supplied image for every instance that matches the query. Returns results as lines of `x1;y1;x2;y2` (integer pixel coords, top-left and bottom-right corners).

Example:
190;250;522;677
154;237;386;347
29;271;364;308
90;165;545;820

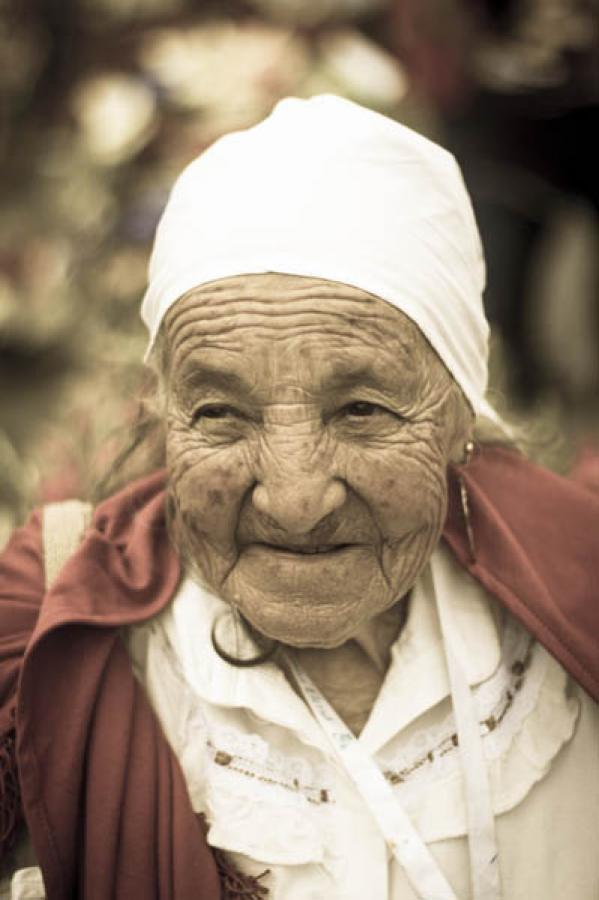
0;509;44;735
3;473;221;899
445;446;599;700
0;509;44;858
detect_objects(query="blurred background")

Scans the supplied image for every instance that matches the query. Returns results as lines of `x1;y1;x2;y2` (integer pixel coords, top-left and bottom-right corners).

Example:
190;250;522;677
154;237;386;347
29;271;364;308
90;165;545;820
1;0;598;546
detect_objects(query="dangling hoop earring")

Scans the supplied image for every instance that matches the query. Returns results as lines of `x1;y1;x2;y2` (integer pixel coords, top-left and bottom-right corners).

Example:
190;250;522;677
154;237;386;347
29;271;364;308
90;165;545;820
458;440;477;564
211;609;279;668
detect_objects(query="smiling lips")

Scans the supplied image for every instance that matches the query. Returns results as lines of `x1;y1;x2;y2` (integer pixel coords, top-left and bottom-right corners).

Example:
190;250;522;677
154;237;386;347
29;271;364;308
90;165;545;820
257;542;351;555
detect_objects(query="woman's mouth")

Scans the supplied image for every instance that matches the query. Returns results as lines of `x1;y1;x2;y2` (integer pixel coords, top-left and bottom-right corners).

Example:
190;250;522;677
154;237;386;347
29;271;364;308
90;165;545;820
260;542;350;555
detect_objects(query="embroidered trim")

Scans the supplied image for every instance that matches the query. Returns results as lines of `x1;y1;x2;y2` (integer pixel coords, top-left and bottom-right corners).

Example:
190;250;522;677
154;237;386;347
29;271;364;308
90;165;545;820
136;620;336;807
381;618;546;789
383;643;534;785
207;739;333;806
132;595;549;814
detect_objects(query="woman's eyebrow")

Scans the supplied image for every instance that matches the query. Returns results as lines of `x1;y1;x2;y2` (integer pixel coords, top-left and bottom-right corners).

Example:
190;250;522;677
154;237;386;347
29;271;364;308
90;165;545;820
173;361;405;399
321;367;398;394
174;362;252;395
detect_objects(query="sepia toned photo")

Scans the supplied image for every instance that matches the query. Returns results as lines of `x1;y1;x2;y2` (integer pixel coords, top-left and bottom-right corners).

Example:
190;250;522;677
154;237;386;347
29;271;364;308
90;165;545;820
1;1;598;898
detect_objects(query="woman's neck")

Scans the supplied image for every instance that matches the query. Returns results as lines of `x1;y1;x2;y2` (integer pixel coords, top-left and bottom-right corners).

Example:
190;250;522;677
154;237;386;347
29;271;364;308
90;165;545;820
288;599;409;736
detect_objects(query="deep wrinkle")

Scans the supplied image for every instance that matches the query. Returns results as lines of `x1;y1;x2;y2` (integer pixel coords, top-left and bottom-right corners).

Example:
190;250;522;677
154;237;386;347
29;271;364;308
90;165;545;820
164;273;472;651
173;356;416;427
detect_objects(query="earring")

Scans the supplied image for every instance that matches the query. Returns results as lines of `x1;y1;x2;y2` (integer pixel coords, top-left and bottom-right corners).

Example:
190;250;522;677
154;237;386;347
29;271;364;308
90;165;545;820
459;440;476;564
211;609;278;668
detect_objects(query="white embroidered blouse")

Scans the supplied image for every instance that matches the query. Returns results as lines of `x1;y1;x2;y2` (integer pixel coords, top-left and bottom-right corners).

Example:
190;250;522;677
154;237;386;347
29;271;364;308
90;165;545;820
3;545;598;899
125;544;598;900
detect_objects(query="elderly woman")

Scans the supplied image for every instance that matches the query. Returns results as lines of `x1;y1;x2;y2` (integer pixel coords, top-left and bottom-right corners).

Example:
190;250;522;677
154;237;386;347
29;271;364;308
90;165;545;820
0;96;598;900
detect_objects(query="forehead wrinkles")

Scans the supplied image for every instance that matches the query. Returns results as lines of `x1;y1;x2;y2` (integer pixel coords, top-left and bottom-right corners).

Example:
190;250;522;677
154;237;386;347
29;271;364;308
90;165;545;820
164;277;420;367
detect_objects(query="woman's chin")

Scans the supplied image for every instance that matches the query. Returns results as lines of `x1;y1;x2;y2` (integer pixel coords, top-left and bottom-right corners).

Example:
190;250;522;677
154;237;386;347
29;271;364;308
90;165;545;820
232;596;382;651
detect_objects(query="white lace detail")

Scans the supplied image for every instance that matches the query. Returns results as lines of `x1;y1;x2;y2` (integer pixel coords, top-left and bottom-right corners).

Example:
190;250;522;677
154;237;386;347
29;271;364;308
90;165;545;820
140;616;337;807
381;616;545;788
206;726;335;806
131;592;557;819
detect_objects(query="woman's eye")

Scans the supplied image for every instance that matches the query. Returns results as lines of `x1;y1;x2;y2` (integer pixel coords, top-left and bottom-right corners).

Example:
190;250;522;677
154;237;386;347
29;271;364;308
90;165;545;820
337;401;404;426
343;401;380;417
192;404;236;423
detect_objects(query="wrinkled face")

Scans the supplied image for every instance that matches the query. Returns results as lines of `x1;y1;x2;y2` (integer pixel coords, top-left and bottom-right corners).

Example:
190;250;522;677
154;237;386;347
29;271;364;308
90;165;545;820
163;274;471;648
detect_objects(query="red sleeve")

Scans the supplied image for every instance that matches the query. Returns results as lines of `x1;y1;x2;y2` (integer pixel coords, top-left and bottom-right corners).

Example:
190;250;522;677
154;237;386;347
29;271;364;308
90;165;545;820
0;511;45;860
0;511;45;732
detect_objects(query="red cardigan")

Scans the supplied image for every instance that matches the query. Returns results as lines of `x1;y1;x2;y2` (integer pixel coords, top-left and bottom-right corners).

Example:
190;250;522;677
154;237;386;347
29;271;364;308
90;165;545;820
0;447;597;899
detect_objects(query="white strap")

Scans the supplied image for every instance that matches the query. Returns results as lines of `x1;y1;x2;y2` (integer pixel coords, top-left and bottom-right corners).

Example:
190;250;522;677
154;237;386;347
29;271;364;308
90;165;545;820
431;555;502;900
284;653;459;900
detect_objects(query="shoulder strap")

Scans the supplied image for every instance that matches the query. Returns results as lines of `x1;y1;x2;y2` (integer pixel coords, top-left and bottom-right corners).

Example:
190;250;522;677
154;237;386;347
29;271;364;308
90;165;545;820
42;499;93;590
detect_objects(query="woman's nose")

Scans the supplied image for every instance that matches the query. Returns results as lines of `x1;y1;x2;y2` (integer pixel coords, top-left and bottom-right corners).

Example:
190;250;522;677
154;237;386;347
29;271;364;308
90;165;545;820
251;474;347;535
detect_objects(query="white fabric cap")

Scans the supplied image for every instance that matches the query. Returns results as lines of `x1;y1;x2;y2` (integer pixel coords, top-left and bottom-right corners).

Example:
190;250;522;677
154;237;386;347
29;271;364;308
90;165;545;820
141;94;490;414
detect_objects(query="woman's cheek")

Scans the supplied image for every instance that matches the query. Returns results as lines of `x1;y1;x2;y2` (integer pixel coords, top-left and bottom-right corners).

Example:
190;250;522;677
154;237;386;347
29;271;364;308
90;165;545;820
170;444;251;541
349;446;446;537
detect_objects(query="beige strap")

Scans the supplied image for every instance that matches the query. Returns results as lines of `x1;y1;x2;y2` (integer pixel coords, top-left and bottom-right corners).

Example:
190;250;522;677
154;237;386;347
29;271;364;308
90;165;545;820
42;499;93;590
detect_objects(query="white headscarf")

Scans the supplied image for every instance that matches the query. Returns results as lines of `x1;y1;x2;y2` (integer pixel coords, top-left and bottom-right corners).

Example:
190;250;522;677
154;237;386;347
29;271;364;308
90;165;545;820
141;94;490;415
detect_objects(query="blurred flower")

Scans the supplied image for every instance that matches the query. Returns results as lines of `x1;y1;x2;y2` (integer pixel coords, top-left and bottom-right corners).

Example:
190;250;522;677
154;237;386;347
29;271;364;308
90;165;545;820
518;0;597;50
474;39;568;90
317;29;407;109
138;21;309;134
71;73;158;165
474;0;598;91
